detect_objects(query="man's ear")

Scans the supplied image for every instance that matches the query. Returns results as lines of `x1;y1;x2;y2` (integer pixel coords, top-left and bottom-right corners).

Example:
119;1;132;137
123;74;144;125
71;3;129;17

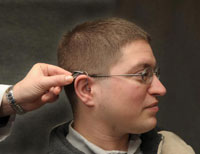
74;75;94;107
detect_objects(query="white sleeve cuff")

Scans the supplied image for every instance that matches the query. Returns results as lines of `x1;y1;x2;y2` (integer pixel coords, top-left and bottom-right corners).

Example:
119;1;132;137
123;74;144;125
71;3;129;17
0;84;15;142
0;84;11;107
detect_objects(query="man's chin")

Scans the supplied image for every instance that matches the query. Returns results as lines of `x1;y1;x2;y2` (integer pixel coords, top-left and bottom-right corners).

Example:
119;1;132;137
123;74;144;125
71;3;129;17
134;118;157;134
143;118;157;133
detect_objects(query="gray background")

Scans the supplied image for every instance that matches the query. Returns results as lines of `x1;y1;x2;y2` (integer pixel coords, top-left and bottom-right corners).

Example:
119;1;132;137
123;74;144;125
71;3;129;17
0;0;199;153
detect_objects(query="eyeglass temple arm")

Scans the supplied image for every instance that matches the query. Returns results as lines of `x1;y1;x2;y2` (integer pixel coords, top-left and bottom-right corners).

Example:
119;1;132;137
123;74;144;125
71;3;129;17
90;74;143;78
72;71;143;78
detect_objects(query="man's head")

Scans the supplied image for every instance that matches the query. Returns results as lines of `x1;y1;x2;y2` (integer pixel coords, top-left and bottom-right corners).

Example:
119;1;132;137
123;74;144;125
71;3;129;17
58;18;150;109
58;18;166;135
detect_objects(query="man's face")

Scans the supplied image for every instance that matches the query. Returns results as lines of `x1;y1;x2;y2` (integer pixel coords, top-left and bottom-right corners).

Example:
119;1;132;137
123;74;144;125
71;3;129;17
93;40;166;135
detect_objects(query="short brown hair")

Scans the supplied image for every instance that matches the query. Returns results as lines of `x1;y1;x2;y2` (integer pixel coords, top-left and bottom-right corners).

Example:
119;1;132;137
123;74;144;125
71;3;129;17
57;17;150;112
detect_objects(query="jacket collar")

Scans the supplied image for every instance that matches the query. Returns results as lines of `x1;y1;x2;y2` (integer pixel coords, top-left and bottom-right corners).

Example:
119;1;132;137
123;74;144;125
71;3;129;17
140;128;162;154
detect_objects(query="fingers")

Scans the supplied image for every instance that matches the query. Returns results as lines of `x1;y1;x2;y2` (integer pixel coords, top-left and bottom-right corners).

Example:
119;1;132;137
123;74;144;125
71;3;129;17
37;63;74;89
41;86;64;103
41;90;59;103
41;75;73;90
39;63;72;76
52;86;62;95
49;86;62;95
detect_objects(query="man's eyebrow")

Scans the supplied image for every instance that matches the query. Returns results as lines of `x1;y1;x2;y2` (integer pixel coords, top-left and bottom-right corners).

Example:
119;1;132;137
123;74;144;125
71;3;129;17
126;62;157;74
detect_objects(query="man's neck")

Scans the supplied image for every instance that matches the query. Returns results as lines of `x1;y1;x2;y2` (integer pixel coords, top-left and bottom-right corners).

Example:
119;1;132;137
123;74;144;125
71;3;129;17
72;119;129;151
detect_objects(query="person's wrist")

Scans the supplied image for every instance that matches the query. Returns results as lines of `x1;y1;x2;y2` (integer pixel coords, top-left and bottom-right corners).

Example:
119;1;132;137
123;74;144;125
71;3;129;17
5;85;25;115
0;91;16;116
12;82;23;104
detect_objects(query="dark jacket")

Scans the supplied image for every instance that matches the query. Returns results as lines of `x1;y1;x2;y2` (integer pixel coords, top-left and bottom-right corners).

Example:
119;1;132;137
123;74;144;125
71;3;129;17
48;122;195;154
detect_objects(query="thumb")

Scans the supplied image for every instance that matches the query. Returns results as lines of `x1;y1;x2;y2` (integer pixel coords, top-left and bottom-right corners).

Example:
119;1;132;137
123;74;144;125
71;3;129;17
41;75;74;89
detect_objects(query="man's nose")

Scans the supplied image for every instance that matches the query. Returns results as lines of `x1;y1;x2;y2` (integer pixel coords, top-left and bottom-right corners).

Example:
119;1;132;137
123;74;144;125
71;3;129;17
148;75;167;96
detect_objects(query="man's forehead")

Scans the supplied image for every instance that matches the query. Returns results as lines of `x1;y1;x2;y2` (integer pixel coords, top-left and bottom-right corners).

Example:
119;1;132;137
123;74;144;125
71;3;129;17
110;40;156;73
129;62;157;70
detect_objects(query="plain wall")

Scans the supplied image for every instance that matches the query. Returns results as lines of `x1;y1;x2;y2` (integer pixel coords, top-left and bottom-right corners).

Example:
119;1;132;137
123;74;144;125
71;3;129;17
0;0;199;153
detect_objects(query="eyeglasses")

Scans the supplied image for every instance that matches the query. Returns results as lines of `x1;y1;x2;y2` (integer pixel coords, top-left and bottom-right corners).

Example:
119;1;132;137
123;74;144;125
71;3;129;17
72;67;160;84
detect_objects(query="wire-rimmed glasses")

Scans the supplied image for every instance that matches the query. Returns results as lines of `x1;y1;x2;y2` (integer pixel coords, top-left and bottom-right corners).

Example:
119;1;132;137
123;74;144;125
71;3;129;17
72;67;160;84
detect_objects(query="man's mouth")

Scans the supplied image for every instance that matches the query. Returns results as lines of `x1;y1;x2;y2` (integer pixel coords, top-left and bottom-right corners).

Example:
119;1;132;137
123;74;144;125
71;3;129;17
147;102;158;107
145;102;159;112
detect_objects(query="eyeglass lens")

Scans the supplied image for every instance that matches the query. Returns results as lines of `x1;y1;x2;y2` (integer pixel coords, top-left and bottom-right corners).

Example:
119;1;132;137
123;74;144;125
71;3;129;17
142;67;160;83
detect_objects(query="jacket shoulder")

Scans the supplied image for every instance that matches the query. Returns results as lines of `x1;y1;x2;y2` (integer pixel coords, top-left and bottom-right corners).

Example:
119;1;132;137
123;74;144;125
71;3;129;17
158;131;195;154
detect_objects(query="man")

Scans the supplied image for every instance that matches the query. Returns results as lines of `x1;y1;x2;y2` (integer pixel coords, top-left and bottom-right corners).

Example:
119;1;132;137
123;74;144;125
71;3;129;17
49;18;195;154
0;63;73;141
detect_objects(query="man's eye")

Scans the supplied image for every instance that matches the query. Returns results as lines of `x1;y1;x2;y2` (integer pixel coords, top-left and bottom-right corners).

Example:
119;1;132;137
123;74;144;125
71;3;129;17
141;70;147;75
140;71;147;79
138;69;147;76
135;69;146;74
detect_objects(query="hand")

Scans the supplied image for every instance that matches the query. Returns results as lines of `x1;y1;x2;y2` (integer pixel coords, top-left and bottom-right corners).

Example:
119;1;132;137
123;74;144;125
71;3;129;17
1;63;73;116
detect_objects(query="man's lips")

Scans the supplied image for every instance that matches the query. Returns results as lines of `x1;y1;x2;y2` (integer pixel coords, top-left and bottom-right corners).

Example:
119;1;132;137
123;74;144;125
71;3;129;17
146;102;158;108
144;102;159;112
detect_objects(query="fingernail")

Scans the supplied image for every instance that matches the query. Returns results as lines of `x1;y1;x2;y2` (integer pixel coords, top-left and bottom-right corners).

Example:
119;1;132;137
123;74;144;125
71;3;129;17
65;75;73;81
